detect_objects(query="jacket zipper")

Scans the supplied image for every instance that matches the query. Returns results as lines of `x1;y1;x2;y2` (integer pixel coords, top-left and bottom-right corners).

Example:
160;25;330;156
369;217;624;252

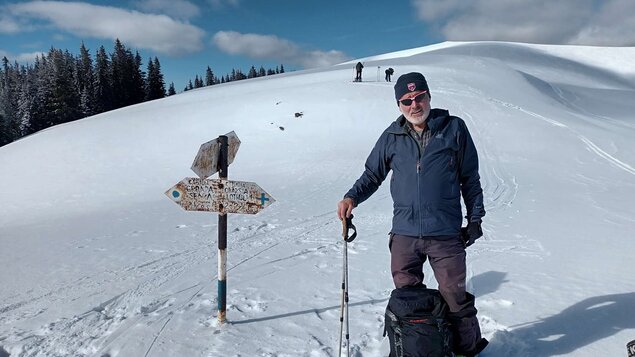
412;133;425;239
406;129;426;238
416;130;432;239
416;159;423;238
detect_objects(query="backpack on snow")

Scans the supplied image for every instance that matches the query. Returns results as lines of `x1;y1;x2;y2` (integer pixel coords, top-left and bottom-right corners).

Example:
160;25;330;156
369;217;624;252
384;286;453;357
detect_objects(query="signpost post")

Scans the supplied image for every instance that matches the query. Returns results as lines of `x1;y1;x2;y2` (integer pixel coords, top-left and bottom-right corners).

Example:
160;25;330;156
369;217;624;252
217;135;228;324
165;132;275;324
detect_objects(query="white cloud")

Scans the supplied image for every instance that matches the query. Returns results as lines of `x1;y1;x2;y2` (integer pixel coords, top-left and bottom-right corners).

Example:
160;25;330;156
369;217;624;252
16;51;46;63
570;0;635;46
133;0;200;20
412;0;635;46
212;31;350;68
0;49;45;63
0;13;26;33
7;1;206;55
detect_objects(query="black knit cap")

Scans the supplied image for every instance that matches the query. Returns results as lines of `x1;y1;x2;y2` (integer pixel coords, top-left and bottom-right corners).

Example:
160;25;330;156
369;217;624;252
394;72;429;102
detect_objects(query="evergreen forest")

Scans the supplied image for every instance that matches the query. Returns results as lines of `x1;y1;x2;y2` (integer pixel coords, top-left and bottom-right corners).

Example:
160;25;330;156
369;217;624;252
0;40;285;146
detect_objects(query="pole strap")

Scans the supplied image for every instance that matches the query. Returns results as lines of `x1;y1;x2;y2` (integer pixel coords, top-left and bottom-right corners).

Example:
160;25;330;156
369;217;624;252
342;214;357;242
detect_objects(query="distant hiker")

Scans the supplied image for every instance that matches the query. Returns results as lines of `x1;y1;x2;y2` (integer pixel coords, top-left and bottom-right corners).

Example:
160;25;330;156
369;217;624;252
355;62;364;82
337;72;488;356
385;67;394;82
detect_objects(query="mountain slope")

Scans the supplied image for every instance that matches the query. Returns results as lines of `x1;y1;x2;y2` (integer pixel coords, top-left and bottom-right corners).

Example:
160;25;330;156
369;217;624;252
1;41;634;356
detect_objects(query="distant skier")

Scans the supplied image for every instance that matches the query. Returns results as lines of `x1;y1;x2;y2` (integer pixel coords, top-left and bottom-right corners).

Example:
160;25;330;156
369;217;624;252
355;62;364;82
337;72;488;357
385;67;394;82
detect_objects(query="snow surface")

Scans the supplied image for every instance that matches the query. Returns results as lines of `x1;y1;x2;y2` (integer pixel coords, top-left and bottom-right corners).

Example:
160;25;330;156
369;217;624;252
1;41;634;356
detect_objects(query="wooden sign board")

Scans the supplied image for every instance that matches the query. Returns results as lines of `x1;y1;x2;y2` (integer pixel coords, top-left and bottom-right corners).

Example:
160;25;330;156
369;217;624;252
166;177;275;215
191;131;241;179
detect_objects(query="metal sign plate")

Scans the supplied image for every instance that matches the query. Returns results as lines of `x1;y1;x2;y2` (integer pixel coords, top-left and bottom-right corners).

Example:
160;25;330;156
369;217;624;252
191;131;241;179
166;177;275;214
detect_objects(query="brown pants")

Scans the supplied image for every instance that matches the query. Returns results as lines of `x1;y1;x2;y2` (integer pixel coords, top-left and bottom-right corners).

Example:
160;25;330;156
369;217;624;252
389;234;482;353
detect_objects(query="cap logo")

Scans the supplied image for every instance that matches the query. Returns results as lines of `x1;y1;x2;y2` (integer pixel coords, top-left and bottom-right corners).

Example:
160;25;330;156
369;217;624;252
407;83;416;91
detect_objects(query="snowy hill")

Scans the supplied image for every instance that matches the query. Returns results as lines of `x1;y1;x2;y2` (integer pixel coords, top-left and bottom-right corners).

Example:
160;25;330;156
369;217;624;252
1;41;634;356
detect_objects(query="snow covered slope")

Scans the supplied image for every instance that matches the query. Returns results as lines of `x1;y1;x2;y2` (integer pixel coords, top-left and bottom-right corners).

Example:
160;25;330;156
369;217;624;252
1;41;634;356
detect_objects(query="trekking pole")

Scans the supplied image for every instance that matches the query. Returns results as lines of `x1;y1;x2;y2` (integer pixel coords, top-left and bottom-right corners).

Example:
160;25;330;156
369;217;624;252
338;214;357;357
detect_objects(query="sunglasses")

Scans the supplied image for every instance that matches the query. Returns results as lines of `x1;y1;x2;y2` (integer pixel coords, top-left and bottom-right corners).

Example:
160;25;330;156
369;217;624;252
399;91;428;106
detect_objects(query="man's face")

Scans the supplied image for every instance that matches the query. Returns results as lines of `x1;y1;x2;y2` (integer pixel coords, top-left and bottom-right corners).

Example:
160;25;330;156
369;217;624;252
398;90;430;129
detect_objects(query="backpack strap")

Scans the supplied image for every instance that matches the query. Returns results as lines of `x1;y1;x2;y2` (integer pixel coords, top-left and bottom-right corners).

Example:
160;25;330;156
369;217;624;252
385;308;404;357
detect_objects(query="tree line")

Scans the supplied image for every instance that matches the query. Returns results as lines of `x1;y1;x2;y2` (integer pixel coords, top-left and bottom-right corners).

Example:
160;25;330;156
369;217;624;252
0;39;286;147
182;64;285;92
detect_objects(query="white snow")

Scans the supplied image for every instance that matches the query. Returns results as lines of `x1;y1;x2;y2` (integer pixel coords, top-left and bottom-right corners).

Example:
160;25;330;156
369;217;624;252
1;41;635;357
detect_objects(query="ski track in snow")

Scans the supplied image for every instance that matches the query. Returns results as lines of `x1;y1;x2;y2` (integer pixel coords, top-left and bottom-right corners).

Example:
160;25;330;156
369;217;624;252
442;89;556;355
2;242;210;356
487;97;635;176
0;210;349;356
441;82;635;355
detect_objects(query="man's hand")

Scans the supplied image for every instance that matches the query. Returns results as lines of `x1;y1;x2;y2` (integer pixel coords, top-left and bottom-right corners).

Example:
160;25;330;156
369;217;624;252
461;221;483;247
337;198;355;221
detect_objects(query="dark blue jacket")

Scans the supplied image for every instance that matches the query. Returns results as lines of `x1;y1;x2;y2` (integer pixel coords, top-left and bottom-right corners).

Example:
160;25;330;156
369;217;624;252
345;109;485;238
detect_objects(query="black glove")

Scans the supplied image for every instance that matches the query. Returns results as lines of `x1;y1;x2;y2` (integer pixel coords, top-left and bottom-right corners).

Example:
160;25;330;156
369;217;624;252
461;221;483;247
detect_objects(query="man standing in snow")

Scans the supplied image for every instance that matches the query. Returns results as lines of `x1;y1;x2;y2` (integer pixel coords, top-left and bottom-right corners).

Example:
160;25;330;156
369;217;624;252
337;72;488;356
355;62;364;82
385;67;394;82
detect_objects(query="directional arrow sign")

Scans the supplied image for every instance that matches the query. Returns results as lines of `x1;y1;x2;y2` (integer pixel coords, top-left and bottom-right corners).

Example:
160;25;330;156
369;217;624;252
191;131;241;179
166;177;275;214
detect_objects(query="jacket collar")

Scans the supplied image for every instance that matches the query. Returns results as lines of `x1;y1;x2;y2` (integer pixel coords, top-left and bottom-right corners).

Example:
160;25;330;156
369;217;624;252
387;108;450;135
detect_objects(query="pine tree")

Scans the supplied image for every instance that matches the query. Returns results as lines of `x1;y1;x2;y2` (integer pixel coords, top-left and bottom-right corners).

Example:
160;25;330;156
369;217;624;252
77;42;95;117
146;57;166;100
258;66;266;77
248;65;257;79
16;64;36;136
154;57;166;98
145;58;156;99
46;49;80;126
0;111;5;146
194;75;203;88
205;66;215;86
280;64;285;73
29;54;52;134
111;39;146;108
1;58;25;143
110;39;127;108
94;45;113;113
131;52;146;104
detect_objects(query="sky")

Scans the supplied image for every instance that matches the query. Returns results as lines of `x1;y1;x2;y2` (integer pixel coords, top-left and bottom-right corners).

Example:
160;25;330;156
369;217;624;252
1;0;635;91
1;40;635;356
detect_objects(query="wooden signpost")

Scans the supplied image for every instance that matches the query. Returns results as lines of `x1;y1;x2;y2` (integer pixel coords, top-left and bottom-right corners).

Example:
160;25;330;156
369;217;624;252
165;132;275;324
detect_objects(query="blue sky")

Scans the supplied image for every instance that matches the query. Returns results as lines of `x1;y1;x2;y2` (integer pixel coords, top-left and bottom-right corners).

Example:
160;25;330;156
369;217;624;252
1;0;634;91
